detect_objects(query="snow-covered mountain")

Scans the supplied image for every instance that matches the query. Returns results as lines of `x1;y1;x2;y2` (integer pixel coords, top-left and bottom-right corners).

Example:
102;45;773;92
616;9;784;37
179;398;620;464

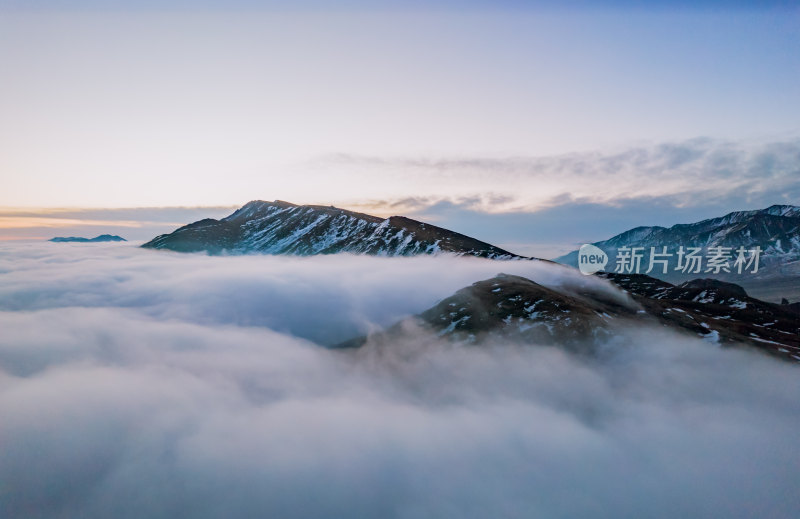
341;272;800;362
555;204;800;282
142;200;528;259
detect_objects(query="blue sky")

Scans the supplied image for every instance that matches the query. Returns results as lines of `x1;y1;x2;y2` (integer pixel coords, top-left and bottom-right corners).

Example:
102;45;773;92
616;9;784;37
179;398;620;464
0;0;797;253
2;1;797;10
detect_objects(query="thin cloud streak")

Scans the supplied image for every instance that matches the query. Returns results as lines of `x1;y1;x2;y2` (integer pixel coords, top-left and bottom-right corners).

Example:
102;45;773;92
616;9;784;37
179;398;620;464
0;206;237;241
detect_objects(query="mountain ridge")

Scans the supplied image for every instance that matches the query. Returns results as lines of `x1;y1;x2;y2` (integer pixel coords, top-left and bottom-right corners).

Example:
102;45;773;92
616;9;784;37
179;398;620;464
143;200;533;260
554;204;800;300
49;234;126;243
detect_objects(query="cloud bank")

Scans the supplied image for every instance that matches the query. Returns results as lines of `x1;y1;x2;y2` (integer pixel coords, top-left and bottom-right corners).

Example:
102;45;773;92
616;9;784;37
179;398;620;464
1;242;799;519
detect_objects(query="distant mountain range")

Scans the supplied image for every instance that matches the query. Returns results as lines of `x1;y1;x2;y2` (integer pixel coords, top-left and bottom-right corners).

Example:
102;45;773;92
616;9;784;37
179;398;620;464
49;234;126;243
554;204;800;301
143;200;529;259
339;272;800;363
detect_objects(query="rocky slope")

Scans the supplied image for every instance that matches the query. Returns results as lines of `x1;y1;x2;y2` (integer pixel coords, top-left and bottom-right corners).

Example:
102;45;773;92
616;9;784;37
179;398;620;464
414;273;639;351
597;273;800;358
143;200;526;259
342;272;800;362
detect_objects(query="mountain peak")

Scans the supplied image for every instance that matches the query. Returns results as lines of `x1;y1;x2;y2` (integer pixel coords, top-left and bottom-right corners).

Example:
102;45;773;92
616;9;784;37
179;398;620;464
761;204;800;217
143;200;531;259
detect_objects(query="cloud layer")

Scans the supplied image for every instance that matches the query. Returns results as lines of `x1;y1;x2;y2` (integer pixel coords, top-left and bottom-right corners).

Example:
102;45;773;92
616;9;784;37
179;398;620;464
1;243;799;519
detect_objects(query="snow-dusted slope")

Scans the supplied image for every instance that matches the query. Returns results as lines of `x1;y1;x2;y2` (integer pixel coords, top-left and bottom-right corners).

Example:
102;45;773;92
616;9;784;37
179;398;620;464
342;272;800;362
143;200;525;259
415;273;635;348
555;204;800;278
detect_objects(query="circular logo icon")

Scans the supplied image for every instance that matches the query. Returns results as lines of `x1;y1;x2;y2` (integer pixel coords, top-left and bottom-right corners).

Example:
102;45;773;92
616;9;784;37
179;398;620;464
578;244;608;275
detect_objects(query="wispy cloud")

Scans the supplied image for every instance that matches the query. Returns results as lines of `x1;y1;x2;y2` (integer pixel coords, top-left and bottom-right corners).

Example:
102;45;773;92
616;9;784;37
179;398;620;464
323;137;800;214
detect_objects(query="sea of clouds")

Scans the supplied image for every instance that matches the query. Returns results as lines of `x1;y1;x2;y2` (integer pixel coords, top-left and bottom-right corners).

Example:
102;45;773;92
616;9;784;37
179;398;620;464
1;242;798;519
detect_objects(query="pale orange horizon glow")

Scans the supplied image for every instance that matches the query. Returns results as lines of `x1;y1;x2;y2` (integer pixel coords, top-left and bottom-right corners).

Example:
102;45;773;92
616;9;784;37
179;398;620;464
0;216;188;229
0;235;49;241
